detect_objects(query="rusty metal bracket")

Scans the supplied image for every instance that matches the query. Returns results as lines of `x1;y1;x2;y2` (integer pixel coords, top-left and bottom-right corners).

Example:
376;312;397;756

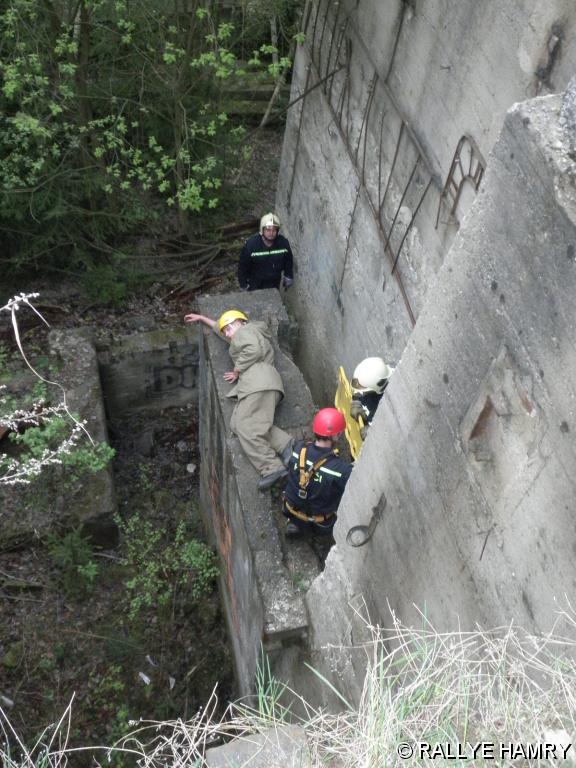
435;134;485;228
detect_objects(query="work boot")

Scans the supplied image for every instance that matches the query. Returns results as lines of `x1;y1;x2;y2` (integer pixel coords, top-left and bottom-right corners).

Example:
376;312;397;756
258;467;288;491
280;438;295;467
285;521;303;539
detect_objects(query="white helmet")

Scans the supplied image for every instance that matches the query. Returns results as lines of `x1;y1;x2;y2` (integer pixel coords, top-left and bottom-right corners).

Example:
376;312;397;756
351;357;393;395
260;212;280;234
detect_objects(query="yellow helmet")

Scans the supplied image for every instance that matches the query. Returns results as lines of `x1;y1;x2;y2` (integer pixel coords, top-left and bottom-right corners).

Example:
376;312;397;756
218;309;248;332
259;212;280;234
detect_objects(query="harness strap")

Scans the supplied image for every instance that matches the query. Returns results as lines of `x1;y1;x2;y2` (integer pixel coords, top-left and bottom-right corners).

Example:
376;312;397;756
297;444;335;499
284;499;336;524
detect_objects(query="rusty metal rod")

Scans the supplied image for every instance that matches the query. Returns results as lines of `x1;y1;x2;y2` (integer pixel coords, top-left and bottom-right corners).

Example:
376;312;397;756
380;119;405;218
337;180;362;298
286;66;312;212
302;0;313;37
324;0;342;90
382;155;420;256
304;51;416;325
317;0;331;76
328;19;349;104
377;108;387;212
391;177;433;275
283;64;344;114
310;0;324;63
360;74;378;183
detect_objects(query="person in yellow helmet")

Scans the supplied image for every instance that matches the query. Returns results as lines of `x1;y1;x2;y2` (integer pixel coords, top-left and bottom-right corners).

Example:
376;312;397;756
184;308;293;490
238;212;294;291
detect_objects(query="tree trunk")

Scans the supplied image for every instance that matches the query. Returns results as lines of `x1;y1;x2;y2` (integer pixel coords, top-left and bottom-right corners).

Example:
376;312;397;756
75;1;93;166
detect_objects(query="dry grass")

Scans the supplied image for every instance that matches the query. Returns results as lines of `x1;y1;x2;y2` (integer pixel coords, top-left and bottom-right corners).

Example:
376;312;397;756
301;608;576;767
3;610;576;767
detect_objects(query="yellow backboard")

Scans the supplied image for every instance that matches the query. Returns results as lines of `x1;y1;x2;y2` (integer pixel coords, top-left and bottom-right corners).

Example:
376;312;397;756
335;366;364;460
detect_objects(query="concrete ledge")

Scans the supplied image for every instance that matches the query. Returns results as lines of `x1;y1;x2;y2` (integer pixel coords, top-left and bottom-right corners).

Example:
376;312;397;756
0;329;116;547
197;290;317;695
205;724;311;768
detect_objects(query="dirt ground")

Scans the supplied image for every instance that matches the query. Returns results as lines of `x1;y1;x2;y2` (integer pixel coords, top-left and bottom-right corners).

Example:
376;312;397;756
0;128;284;757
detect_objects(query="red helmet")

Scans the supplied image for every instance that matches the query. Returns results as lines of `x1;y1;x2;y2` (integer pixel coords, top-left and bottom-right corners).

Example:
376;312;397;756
312;408;346;437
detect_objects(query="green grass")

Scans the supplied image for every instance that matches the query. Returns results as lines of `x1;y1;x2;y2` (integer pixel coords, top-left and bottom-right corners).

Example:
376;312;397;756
3;612;576;766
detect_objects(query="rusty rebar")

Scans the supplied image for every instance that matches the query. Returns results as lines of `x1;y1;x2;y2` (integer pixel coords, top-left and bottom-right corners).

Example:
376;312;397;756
391;177;433;275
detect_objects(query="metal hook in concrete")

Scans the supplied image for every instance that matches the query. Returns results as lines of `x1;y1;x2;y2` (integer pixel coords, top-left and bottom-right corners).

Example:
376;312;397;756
346;492;387;547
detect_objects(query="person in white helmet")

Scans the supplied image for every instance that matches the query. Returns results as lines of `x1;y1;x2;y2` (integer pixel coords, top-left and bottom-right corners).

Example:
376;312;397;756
350;357;394;435
238;212;294;291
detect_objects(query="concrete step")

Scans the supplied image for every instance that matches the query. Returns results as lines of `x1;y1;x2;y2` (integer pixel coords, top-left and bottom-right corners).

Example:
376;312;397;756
205;724;311;767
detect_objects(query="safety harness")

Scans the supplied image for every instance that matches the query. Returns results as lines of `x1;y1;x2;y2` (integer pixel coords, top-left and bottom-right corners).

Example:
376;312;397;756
283;444;338;524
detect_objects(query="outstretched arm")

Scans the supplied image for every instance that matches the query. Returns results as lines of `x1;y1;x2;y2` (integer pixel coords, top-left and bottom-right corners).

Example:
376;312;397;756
184;312;216;329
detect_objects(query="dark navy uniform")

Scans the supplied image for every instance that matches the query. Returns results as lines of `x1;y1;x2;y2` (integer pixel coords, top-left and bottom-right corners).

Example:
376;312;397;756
351;389;384;424
238;233;294;291
283;440;352;535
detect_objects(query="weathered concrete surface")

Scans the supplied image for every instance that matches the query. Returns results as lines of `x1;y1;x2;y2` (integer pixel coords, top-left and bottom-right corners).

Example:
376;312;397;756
197;290;318;696
277;0;576;402
301;91;576;704
0;329;115;545
98;326;199;417
205;725;311;768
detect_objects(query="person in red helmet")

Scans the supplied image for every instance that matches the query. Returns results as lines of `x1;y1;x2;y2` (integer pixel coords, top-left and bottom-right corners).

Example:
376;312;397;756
282;408;352;539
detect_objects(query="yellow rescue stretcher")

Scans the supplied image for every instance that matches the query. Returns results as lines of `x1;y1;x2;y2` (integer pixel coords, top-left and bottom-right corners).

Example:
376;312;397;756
334;366;364;460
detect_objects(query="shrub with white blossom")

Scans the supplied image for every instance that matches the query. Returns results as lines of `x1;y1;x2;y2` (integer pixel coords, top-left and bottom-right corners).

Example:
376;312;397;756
0;293;113;486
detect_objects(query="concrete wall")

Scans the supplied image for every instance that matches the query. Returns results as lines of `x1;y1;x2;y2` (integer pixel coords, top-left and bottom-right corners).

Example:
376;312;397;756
269;0;576;703
196;290;319;697
98;327;199;417
0;329;116;546
301;89;576;704
277;0;576;402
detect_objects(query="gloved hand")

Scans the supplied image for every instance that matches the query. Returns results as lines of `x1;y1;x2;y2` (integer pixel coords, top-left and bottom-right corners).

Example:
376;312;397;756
360;425;369;440
283;276;294;289
350;400;364;421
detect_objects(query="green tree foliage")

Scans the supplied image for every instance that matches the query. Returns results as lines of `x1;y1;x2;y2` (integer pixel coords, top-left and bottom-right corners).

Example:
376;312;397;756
47;525;99;597
0;0;300;279
240;0;301;60
117;513;219;619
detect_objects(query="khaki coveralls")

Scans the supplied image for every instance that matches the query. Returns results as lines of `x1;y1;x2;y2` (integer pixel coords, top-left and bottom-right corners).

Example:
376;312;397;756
225;322;291;477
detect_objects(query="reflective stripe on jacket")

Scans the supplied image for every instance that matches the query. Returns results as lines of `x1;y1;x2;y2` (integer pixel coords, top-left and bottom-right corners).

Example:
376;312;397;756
283;440;352;518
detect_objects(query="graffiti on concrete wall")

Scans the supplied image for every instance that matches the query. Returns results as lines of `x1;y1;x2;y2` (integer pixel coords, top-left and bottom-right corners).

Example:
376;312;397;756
144;346;199;400
150;362;196;395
